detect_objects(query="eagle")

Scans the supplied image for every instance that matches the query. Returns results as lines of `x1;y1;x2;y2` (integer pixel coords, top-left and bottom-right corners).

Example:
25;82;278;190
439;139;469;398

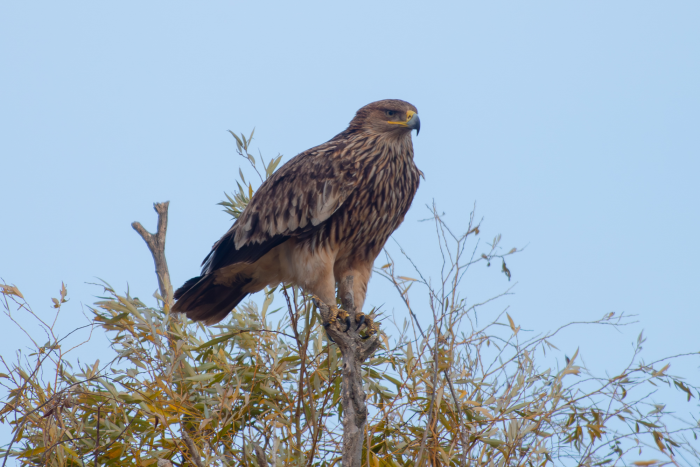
172;99;422;328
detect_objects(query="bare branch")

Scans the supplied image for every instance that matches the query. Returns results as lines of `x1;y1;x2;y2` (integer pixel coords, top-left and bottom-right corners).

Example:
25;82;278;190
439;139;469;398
94;405;100;467
131;201;173;308
314;276;382;467
416;298;441;467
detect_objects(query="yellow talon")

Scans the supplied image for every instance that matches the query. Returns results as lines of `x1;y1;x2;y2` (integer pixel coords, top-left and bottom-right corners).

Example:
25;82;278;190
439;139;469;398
365;316;377;336
335;308;349;321
354;313;378;337
311;296;336;327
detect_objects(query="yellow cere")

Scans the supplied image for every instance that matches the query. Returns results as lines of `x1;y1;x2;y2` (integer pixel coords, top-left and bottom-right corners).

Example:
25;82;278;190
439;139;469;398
388;110;416;126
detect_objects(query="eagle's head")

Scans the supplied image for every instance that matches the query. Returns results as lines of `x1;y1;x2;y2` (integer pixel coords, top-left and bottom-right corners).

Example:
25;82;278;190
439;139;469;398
348;99;420;136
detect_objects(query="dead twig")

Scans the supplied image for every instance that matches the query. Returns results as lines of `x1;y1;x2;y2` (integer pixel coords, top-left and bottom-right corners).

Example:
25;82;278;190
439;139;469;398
132;201;173;308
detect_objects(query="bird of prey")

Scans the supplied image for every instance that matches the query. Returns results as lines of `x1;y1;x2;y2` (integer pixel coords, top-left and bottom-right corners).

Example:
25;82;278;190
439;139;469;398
172;99;422;330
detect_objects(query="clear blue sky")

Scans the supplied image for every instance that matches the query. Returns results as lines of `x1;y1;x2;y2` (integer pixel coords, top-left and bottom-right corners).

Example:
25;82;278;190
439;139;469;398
1;0;699;450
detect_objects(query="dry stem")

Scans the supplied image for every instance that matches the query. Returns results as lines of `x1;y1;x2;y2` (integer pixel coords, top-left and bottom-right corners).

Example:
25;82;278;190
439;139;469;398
132;201;173;308
314;276;382;467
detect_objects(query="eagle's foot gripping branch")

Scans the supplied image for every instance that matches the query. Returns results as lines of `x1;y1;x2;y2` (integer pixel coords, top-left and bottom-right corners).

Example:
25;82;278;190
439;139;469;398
335;307;349;325
312;296;379;341
333;307;354;334
312;297;343;332
354;313;379;339
355;313;379;339
335;309;380;336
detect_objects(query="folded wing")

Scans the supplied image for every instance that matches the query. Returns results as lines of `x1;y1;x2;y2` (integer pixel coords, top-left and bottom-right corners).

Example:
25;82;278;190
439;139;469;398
202;140;358;274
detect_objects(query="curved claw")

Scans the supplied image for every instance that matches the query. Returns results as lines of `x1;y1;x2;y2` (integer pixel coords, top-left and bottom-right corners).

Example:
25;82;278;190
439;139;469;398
356;314;366;331
322;321;336;343
343;316;352;332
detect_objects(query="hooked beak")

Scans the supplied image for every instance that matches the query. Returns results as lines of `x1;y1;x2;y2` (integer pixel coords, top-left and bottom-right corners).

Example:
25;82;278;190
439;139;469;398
405;110;420;135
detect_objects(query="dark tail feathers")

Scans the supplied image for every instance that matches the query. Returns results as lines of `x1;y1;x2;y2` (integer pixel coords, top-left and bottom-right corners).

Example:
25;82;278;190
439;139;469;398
171;274;252;325
173;276;201;300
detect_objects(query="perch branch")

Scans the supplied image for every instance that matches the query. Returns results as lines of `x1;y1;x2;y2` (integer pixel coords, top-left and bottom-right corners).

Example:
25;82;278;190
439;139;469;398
314;276;382;467
133;201;200;467
182;430;205;467
253;443;269;467
132;201;173;308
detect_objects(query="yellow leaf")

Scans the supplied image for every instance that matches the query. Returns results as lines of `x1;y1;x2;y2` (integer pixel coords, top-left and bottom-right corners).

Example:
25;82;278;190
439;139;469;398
652;431;666;452
506;313;518;335
652;363;670;377
0;284;24;299
544;339;559;350
249;183;254;198
632;461;660;466
560;366;581;377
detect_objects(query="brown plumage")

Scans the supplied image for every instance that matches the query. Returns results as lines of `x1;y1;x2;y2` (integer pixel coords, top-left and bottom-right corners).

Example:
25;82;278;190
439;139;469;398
172;99;422;324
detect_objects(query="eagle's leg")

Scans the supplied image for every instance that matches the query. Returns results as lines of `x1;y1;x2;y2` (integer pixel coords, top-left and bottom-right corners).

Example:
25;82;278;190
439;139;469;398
336;266;371;333
336;267;370;313
306;269;340;328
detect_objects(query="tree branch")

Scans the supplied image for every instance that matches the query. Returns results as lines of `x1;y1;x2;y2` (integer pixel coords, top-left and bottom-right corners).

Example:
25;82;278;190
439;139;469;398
253;442;269;467
132;201;173;308
416;293;442;467
182;430;205;467
314;276;382;467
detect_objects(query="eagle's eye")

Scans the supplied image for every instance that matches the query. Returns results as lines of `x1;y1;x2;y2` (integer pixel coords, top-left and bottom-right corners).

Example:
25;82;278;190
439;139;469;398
385;110;396;118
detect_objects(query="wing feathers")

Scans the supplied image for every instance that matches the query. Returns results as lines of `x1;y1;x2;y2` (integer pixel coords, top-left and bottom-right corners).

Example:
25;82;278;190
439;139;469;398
204;229;288;273
199;139;360;274
231;141;358;249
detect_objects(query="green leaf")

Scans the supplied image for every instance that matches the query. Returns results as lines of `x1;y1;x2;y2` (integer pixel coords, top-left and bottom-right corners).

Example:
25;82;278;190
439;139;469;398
505;402;529;414
186;373;217;382
637;420;661;429
228;130;243;147
195;333;234;350
384;375;402;390
484;438;504;447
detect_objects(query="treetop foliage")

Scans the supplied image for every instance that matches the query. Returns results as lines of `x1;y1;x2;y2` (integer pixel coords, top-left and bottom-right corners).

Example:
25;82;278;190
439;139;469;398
1;131;698;466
